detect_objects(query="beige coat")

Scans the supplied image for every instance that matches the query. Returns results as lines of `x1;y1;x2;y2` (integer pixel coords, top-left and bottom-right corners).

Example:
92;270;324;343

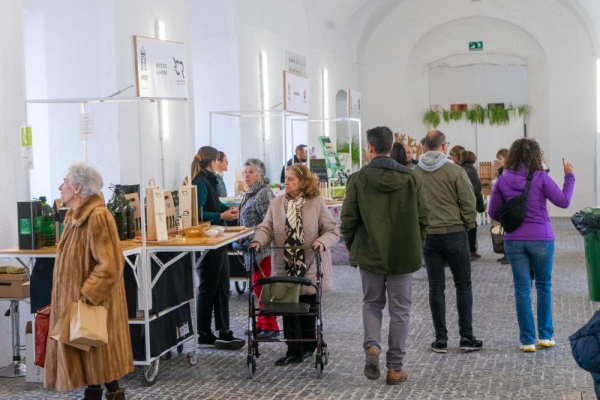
253;194;340;295
44;195;134;391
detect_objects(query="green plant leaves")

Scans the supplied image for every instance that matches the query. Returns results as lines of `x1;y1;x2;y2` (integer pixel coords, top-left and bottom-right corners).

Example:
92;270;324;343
336;136;362;166
423;104;530;127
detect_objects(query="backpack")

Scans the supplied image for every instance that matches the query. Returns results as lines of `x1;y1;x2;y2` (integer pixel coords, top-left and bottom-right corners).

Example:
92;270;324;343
496;171;534;233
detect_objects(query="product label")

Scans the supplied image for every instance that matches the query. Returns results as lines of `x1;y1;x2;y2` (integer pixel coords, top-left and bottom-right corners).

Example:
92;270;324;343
19;219;31;235
34;216;43;232
43;219;56;237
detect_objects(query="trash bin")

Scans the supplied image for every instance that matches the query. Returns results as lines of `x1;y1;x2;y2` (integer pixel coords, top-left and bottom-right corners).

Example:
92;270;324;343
572;208;600;302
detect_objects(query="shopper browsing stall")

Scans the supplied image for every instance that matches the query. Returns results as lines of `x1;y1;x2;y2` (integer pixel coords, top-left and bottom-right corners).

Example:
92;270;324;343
44;163;133;399
238;158;279;339
191;146;244;350
250;164;339;366
280;144;308;184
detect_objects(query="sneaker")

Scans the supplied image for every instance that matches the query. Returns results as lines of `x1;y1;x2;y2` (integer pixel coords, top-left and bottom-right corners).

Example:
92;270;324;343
460;337;483;352
386;369;408;385
214;332;245;350
198;332;217;347
431;340;447;354
520;343;536;352
257;330;280;339
537;338;555;348
364;346;381;380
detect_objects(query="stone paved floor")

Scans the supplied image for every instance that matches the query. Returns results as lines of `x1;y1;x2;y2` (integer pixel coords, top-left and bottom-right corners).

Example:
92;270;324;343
1;218;599;399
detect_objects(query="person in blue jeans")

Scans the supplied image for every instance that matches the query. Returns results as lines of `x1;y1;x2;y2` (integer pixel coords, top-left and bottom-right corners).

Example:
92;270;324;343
489;138;574;352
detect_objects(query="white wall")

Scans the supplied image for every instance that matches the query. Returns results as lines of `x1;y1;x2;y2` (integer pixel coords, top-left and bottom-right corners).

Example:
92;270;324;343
363;0;596;216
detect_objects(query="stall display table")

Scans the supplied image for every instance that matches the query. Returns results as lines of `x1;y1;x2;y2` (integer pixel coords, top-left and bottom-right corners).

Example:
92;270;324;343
0;227;253;385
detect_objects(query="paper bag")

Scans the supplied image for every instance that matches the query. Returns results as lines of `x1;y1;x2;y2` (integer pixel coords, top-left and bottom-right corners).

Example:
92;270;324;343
146;180;168;241
164;190;177;234
178;185;198;230
69;300;108;348
124;193;142;236
49;305;91;352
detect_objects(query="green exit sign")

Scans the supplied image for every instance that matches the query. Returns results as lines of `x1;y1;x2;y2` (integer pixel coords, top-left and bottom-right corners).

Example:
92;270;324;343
469;41;483;51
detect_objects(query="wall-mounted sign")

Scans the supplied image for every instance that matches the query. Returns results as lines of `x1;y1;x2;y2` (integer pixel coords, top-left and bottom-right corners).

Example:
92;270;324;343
79;113;95;141
469;41;483;51
283;71;309;115
348;89;362;118
133;36;188;98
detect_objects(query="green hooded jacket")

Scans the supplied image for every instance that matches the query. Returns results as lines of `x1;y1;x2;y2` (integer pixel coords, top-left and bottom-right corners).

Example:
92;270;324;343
341;157;430;275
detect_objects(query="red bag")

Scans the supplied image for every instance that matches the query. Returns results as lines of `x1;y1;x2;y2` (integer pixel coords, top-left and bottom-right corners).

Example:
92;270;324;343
34;305;51;367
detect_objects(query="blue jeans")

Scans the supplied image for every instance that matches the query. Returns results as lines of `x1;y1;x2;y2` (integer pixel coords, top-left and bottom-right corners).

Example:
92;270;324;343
504;240;554;345
423;231;474;342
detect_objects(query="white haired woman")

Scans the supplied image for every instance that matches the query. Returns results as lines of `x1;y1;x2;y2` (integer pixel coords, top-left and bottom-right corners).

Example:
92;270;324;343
44;163;133;400
238;158;279;339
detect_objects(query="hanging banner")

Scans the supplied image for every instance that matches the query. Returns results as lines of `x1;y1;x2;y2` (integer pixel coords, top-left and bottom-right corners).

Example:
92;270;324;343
133;36;188;99
348;89;362;118
283;71;309;115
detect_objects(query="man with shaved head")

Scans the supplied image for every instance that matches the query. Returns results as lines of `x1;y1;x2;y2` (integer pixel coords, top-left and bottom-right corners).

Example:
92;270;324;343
413;130;482;354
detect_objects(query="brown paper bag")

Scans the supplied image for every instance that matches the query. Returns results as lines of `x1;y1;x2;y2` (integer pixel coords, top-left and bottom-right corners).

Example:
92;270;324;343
146;180;168;241
49;305;91;352
178;185;198;229
69;300;108;348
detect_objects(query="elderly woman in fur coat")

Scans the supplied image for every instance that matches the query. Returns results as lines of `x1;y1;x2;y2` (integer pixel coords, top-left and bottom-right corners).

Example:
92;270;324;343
44;163;133;400
250;163;340;366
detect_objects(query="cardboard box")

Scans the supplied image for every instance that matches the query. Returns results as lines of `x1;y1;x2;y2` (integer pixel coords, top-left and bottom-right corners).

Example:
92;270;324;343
18;201;43;250
0;274;30;298
124;193;142;236
178;185;198;229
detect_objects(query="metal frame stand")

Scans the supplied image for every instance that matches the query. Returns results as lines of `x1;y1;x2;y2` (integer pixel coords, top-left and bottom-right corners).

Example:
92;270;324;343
0;300;26;378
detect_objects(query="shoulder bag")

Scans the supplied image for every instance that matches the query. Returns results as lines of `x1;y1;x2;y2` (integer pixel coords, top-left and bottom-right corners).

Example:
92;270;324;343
496;171;534;233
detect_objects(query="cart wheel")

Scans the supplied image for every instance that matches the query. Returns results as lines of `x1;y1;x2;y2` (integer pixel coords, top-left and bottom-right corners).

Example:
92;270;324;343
247;355;257;379
177;344;184;354
187;353;198;366
315;355;324;379
161;351;172;361
139;358;160;386
235;281;247;294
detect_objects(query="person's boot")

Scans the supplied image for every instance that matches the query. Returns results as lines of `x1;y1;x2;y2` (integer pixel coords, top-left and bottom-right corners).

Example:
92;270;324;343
83;387;103;400
386;369;408;385
105;388;126;400
364;346;381;380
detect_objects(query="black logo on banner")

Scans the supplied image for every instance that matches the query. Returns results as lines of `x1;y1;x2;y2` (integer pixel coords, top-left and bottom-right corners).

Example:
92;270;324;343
173;57;185;78
140;47;147;71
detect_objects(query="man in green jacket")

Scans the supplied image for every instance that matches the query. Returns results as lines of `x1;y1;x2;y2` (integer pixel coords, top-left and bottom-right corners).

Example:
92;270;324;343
341;126;429;385
413;130;483;354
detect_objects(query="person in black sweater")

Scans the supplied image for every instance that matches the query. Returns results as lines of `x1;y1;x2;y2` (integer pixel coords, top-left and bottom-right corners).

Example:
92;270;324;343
280;144;307;183
461;151;485;260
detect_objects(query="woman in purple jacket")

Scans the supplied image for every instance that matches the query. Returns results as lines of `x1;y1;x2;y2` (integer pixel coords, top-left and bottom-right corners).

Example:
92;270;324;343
489;139;574;352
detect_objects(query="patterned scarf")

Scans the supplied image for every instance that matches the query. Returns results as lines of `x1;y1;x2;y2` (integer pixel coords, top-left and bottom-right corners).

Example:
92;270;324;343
284;196;306;277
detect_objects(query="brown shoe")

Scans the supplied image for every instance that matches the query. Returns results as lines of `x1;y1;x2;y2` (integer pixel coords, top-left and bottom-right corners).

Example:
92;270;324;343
364;346;381;380
105;388;126;400
386;369;408;385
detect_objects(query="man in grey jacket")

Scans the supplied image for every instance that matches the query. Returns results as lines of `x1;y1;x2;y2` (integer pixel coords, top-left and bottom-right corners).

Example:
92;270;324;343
413;130;483;354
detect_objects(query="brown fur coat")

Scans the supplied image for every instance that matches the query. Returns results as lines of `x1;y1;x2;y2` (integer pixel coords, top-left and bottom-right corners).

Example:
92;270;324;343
44;194;134;391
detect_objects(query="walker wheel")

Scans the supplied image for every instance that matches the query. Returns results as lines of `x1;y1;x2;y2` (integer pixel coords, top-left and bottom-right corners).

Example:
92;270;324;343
188;353;198;366
139;358;160;386
315;355;324;378
247;355;257;379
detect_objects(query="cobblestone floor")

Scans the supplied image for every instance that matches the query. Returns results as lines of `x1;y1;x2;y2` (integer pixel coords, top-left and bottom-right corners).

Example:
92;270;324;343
1;218;598;399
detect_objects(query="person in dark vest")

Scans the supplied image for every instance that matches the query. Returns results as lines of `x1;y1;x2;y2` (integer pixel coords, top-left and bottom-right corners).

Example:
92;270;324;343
280;144;307;183
191;146;244;350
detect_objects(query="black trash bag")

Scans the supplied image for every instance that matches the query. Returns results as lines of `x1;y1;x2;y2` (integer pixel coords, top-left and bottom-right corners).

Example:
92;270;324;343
572;211;600;240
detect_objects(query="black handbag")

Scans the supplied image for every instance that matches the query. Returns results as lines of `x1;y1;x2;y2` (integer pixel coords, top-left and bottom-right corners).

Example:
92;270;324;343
496;171;534;233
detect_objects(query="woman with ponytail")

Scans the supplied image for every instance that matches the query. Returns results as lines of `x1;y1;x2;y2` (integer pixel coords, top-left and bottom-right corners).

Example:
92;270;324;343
191;146;245;350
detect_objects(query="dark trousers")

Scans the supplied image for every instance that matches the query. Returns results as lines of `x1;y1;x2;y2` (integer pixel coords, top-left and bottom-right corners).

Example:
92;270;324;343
283;294;317;358
197;248;230;336
423;231;474;342
467;227;478;253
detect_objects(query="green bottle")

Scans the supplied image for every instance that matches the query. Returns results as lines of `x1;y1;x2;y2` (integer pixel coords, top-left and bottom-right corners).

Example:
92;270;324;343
114;201;128;241
125;199;135;239
39;196;56;246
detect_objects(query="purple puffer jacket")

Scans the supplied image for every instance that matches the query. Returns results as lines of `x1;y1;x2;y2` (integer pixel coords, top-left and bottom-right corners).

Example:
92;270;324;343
488;165;575;241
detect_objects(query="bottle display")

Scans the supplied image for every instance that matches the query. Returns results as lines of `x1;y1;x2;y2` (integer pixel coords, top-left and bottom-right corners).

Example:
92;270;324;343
125;199;135;239
114;202;128;241
39;196;56;246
